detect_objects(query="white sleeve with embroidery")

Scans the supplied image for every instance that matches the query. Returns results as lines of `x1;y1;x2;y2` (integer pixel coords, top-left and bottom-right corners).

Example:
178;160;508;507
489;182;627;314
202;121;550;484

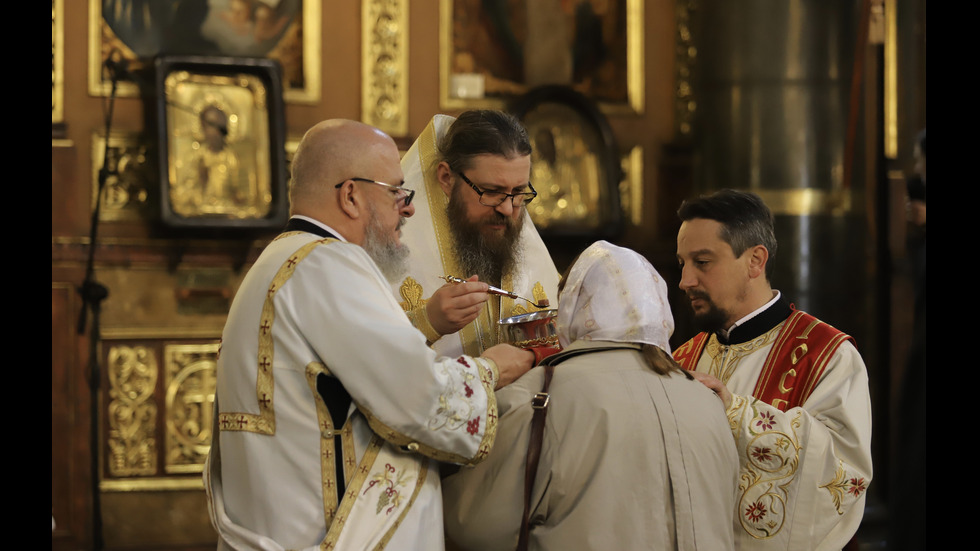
726;341;872;551
280;242;498;466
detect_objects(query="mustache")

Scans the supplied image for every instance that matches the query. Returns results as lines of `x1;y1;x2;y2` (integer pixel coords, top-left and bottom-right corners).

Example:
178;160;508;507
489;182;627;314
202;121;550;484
480;211;516;227
686;290;710;301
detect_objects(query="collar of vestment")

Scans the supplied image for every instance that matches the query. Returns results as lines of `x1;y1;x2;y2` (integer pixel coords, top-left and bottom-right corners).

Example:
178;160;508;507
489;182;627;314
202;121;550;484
284;216;339;240
717;297;793;346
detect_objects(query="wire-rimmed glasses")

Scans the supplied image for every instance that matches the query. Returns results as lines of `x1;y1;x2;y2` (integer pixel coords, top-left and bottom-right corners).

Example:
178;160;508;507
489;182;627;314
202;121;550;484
335;178;415;206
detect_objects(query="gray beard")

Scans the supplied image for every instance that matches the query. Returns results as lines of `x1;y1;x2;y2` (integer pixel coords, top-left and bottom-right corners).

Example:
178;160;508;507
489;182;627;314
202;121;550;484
447;188;525;285
363;206;410;284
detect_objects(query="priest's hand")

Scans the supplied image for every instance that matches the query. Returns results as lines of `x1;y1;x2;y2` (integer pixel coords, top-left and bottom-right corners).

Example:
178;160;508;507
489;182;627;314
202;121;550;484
426;275;490;336
689;371;733;410
481;344;535;390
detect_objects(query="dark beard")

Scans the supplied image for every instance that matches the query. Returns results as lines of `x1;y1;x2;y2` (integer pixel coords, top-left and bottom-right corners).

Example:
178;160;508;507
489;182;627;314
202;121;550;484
447;186;524;285
688;291;730;334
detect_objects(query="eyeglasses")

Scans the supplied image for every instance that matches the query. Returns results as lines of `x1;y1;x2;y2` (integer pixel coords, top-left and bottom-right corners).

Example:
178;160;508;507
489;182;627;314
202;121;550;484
456;171;537;207
335;177;415;207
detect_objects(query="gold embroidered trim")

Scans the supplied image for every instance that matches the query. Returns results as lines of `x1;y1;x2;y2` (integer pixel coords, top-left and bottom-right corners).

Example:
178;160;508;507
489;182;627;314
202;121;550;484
342;420;356;487
407;303;441;345
417;118;484;357
321;434;385;550
473;357;499;462
705;323;783;385
732;402;803;540
800;332;851;401
217;237;339;435
398;275;426;311
305;362;342;526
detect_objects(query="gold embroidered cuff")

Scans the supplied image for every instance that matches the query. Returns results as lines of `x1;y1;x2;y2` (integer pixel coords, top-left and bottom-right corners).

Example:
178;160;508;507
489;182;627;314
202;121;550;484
726;393;750;436
728;393;748;416
408;304;441;345
476;357;499;390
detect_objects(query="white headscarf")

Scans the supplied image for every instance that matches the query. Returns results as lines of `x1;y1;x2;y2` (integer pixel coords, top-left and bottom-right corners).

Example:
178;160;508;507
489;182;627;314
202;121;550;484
557;240;674;353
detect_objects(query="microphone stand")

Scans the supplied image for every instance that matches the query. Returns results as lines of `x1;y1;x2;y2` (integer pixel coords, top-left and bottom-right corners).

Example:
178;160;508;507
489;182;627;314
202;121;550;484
77;53;125;551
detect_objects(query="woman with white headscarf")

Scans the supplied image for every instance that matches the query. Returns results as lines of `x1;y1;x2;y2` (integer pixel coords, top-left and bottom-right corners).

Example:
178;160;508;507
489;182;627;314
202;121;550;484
442;240;738;550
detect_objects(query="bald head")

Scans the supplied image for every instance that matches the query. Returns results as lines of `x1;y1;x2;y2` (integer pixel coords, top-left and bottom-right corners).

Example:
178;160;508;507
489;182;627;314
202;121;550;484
289;119;401;215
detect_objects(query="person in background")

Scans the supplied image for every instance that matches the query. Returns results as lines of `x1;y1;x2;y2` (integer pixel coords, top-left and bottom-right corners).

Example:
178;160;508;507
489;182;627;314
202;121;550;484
673;189;872;551
888;128;926;551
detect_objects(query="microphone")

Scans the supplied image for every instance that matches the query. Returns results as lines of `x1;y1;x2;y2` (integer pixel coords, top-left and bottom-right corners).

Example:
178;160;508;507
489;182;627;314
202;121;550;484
103;48;130;80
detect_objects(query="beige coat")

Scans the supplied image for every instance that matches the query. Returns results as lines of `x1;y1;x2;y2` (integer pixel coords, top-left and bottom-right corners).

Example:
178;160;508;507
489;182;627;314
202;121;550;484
442;340;739;550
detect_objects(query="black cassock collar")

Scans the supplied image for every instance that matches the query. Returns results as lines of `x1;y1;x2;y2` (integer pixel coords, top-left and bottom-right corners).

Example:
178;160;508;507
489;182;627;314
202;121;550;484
283;217;337;240
717;297;794;346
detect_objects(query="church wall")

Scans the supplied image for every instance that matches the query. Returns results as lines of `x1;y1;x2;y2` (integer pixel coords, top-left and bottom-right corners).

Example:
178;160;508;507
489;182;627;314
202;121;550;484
52;1;683;549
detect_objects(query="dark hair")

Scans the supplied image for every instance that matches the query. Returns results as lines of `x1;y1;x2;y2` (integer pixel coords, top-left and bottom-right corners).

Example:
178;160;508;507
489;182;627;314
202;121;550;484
677;189;778;279
641;344;694;379
437;110;532;172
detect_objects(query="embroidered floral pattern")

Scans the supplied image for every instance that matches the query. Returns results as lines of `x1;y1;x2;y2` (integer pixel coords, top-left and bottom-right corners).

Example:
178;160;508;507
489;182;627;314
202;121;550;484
427;357;478;433
755;411;776;431
467;416;480;435
820;463;869;513
734;403;803;540
751;446;773;462
745;501;767;522
363;462;410;516
847;477;867;497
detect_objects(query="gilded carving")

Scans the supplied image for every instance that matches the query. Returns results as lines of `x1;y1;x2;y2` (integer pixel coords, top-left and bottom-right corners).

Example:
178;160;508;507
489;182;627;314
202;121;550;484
107;346;159;477
52;0;64;124
619;146;643;226
91;132;152;222
88;0;321;103
163;71;273;220
675;0;697;137
165;344;219;474
362;0;409;136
